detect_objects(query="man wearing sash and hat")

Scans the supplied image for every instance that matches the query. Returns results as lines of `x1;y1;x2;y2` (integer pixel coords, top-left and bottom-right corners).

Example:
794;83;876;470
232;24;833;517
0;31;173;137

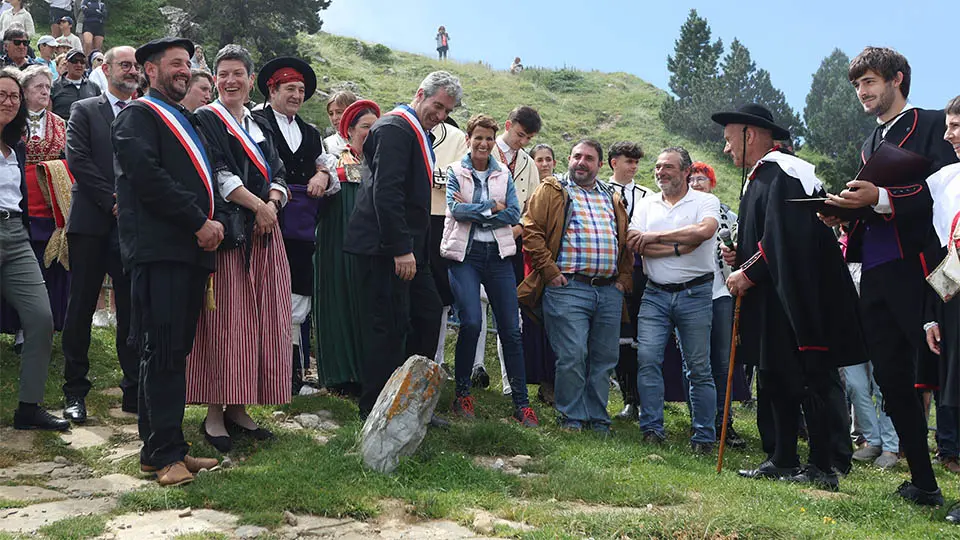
253;56;334;394
822;47;958;505
345;71;461;418
113;37;221;486
713;104;865;491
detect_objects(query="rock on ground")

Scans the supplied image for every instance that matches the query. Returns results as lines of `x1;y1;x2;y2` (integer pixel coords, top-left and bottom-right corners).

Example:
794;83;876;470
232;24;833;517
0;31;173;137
470;509;534;535
360;355;443;473
46;473;149;496
60;426;115;449
0;428;35;453
0;497;116;534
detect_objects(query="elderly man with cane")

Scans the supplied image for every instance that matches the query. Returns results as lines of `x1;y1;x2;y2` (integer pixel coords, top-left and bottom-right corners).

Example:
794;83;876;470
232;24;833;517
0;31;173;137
712;104;865;491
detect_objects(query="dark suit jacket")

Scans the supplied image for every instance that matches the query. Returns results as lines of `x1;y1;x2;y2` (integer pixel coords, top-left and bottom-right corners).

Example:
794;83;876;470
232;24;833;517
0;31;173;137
66;93;118;236
12;141;28;233
344;113;434;261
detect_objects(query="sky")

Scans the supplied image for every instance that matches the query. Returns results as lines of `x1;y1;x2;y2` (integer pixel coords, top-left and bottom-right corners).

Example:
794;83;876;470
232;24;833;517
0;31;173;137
321;0;953;116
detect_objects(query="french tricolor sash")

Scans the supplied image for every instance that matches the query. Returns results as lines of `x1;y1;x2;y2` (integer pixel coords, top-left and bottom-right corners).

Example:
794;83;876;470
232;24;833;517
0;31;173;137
204;100;271;182
138;96;214;218
385;105;435;186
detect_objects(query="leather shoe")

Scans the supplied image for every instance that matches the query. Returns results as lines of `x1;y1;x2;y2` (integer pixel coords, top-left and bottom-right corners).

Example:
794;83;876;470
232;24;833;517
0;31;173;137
13;406;70;431
941;456;960;474
721;424;747;449
641;431;665;445
946;505;960;524
142;454;218;474
201;417;232;453
616;403;639;420
690;441;714;455
428;414;451;429
63;396;87;424
738;460;801;479
787;465;839;492
471;366;490;389
156;461;194;487
224;416;274;441
896;481;944;506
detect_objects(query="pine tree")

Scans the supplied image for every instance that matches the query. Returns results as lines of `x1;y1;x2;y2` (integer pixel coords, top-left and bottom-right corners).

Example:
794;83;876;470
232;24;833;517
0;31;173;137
665;9;723;100
804;49;876;190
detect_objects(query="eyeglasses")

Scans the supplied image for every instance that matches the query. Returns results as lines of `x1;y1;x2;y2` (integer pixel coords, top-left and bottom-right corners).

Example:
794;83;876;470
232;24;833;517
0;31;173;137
68;57;86;64
688;176;711;185
111;61;141;72
9;40;29;47
0;91;21;105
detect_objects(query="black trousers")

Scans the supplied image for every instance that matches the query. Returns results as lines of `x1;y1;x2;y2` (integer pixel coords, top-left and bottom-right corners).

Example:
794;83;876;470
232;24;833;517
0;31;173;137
615;268;645;405
761;360;840;472
61;232;137;407
131;262;207;469
860;267;938;490
357;254;442;417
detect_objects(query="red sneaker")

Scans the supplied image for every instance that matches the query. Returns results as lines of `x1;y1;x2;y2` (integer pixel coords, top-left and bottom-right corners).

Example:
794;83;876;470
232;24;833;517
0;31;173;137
512;407;539;428
452;395;476;419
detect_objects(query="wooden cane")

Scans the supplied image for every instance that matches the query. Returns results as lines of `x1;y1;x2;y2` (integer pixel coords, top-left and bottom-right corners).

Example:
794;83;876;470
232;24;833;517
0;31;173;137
716;295;743;474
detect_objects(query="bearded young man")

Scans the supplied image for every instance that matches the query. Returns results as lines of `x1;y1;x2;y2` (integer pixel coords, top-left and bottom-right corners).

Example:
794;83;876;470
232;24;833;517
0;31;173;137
823;46;959;505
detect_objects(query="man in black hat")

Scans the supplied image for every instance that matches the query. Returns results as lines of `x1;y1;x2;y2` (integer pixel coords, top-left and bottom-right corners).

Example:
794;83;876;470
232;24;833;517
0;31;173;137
112;36;221;487
253;56;333;394
51;48;101;121
713;104;865;491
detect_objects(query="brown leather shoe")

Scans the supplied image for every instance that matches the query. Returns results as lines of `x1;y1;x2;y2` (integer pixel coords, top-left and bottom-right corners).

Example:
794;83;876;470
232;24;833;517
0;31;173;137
156;461;194;487
142;454;218;475
943;457;960;474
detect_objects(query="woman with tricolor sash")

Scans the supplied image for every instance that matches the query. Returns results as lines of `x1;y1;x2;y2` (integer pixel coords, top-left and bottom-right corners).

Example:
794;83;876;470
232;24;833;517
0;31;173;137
187;44;291;454
313;98;380;396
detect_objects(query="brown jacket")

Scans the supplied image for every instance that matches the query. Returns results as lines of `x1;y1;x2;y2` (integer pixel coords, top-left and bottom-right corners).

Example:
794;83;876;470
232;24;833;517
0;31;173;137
518;175;633;310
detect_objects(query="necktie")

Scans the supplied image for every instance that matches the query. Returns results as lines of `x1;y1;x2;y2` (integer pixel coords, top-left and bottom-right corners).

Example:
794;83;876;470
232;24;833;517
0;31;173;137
117;101;127;110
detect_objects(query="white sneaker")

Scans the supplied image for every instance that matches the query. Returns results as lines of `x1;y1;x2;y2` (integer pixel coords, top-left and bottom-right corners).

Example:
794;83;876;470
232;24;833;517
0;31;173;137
852;445;882;462
874;451;899;470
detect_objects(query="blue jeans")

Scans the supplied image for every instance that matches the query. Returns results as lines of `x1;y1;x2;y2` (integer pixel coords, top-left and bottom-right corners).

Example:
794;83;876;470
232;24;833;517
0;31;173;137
542;278;623;428
843;362;898;453
636;281;716;443
449;242;528;409
936;395;959;459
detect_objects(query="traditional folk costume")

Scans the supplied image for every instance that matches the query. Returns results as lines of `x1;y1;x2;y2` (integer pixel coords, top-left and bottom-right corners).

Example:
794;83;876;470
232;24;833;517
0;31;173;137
314;100;381;393
712;105;865;488
1;110;70;334
114;38;217;471
845;105;958;498
253;57;331;393
187;100;292;406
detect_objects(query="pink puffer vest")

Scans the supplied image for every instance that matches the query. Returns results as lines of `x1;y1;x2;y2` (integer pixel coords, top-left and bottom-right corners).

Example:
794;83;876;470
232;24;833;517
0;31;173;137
440;163;517;262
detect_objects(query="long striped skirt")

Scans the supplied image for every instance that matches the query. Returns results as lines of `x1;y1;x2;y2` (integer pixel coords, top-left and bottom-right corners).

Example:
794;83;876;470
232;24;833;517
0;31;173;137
186;228;293;405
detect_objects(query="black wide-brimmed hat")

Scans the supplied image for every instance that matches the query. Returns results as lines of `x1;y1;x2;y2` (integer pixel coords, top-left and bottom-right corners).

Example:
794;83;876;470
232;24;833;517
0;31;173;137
135;37;195;66
711;103;790;141
257;57;317;101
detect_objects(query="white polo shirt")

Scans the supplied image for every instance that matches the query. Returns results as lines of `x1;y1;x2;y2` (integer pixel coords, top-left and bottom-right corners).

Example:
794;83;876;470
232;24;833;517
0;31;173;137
630;187;720;285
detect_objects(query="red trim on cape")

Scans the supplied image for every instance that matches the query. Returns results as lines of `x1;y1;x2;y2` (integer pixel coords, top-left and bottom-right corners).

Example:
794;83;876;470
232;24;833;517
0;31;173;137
798;346;829;352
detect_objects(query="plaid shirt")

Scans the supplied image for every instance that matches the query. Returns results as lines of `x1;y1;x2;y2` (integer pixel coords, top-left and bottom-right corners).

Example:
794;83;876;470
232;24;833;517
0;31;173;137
556;179;619;278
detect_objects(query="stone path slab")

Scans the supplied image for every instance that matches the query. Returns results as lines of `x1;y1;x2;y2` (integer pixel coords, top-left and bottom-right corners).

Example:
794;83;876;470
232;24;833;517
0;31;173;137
46;473;149;496
99;508;239;540
0;428;35;453
102;442;141;463
0;497;116;533
60;426;115;449
0;485;67;503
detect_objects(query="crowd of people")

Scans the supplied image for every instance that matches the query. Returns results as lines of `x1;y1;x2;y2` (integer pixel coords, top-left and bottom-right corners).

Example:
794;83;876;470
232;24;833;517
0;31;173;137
1;28;960;525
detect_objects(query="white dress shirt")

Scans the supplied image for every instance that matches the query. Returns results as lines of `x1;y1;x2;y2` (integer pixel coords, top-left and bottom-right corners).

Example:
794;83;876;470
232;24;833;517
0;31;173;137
273;108;303;153
629;188;720;284
608;176;654;220
0;147;22;213
495;138;516;168
215;107;287;205
105;89;132;117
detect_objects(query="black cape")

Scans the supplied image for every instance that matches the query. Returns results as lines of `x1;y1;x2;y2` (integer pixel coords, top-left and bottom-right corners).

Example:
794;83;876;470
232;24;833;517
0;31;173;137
735;156;867;378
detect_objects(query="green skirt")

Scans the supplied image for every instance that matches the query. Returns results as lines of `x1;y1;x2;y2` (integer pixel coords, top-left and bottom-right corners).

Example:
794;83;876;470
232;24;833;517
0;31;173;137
313;182;365;388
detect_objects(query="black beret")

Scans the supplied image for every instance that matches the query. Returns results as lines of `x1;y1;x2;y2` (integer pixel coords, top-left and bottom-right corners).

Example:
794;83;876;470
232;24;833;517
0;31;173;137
135;37;195;66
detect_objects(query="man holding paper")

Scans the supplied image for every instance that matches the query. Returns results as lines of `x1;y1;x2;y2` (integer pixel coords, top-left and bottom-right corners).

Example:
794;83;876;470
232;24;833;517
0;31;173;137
823;46;958;506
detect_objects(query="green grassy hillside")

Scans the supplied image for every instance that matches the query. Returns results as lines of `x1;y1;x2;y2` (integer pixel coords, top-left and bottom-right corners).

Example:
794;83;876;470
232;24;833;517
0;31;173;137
298;32;747;205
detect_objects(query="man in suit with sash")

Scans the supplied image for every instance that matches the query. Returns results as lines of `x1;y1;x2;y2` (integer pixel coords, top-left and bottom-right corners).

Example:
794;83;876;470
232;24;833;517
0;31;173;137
61;45;140;424
345;71;462;418
823;46;958;505
113;37;221;487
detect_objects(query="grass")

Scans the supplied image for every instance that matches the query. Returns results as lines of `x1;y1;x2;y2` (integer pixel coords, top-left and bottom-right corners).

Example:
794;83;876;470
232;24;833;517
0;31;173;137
296;32;750;207
36;515;107;540
4;328;960;539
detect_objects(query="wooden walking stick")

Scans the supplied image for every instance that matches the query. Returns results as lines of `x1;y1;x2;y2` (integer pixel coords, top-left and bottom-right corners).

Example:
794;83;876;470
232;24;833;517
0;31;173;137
717;295;742;474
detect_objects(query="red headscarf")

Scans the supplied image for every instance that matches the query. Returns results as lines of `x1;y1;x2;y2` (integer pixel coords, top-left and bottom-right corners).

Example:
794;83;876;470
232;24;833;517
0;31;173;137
337;99;381;141
266;67;304;89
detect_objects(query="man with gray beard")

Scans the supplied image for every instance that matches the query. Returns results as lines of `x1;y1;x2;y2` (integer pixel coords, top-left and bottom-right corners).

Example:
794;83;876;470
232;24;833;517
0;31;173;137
61;45;143;424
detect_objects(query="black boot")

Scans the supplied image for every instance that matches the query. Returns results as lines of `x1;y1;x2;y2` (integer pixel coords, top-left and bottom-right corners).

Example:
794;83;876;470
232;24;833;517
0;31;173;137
787;464;840;492
291;345;303;395
616;403;639;420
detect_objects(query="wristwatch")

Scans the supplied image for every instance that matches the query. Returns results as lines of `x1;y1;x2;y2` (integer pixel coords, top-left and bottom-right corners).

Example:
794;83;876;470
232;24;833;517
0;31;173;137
673;243;681;256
